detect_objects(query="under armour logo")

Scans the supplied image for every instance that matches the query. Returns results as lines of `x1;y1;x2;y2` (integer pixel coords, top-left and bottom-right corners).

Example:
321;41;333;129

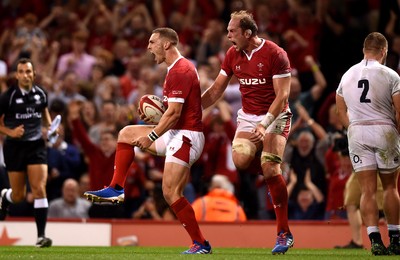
273;204;282;208
235;65;241;71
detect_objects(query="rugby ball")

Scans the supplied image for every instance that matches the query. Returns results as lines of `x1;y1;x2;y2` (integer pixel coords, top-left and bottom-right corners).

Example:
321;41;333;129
139;94;166;124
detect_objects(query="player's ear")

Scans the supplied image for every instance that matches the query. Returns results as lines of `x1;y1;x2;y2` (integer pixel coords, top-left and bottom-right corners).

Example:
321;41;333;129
245;29;252;38
164;41;171;50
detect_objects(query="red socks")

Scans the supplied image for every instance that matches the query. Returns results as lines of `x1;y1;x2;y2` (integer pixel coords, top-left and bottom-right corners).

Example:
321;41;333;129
171;197;205;243
266;174;290;234
109;143;135;189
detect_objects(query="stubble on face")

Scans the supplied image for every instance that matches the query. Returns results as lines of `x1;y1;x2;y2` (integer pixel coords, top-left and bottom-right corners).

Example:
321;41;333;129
16;63;35;90
148;33;165;64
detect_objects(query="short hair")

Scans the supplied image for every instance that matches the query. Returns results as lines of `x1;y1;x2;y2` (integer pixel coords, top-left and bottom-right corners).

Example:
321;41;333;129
152;27;179;46
210;174;234;193
363;32;388;54
16;58;35;72
230;10;258;36
73;30;89;42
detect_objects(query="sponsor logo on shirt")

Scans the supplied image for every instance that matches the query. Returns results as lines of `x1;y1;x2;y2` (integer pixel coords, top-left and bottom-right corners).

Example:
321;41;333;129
172;90;182;95
15;107;42;120
238;78;266;85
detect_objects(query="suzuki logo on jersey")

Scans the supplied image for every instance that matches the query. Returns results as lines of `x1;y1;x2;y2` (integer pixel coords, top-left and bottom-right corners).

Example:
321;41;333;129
238;78;267;85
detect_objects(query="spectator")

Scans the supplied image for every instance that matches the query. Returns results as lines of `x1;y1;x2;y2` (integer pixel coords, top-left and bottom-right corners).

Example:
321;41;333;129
55;30;97;81
284;130;327;203
68;101;125;219
195;19;225;65
49;71;87;106
109;38;131;77
68;101;117;191
47;123;83;201
287;175;325;220
289;55;327;126
83;0;114;52
202;100;238;188
88;100;120;145
324;144;352;220
192;174;246;222
78;173;90;198
118;4;154;56
387;35;400;75
80;100;99;131
283;1;321;90
48;178;91;219
131;183;175;220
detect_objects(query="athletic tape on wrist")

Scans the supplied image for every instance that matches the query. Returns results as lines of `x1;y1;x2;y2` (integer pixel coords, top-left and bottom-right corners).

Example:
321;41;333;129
260;112;275;128
148;130;159;142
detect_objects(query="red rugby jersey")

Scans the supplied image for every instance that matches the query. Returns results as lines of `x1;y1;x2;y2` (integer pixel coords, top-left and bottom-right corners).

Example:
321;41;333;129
221;39;291;116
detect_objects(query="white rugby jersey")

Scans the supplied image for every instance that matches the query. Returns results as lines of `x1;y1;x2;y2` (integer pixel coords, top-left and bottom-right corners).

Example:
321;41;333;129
336;59;400;125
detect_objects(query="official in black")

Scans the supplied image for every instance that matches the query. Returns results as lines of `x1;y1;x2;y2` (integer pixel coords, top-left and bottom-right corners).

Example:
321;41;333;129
0;58;53;247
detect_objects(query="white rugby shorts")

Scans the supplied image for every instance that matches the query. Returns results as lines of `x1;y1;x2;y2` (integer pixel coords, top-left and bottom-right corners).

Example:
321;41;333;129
155;129;205;168
235;108;291;139
348;123;400;173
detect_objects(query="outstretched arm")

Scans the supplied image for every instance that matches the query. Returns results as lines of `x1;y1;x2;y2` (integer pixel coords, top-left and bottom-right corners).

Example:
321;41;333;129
201;73;231;110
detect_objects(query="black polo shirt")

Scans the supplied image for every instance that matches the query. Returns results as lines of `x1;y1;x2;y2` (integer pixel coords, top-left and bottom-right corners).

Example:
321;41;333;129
0;85;48;141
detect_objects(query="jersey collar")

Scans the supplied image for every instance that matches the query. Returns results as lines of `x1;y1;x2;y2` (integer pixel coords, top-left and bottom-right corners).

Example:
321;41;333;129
19;85;36;95
167;55;183;72
243;39;265;60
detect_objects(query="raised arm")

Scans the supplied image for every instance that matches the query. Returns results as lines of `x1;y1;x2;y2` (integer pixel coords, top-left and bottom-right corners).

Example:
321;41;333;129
201;73;231;110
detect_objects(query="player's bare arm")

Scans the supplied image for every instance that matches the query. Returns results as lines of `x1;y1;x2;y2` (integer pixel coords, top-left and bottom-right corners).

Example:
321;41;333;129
392;93;400;132
335;94;350;129
0;123;24;138
133;101;183;150
42;107;52;128
201;73;231;109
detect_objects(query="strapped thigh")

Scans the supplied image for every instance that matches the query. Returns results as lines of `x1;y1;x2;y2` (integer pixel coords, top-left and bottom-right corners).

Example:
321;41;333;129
232;138;257;157
261;151;282;165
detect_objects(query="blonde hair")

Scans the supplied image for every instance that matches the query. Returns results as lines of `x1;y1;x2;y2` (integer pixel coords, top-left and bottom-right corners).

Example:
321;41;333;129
230;10;258;36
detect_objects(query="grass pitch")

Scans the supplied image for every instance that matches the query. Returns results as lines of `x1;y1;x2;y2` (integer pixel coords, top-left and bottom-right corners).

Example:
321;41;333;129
0;246;391;259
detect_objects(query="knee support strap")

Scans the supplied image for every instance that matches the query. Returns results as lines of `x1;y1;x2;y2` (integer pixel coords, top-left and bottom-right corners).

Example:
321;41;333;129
232;138;257;157
261;152;282;164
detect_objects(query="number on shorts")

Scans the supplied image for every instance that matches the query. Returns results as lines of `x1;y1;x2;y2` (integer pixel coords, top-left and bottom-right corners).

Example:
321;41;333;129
358;79;371;103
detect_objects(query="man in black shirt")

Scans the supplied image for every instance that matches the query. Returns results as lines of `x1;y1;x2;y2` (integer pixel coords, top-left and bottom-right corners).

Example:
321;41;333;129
0;58;53;247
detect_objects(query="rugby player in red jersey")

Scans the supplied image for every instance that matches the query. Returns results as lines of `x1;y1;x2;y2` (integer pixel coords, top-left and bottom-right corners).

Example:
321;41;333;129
84;28;211;254
202;10;293;254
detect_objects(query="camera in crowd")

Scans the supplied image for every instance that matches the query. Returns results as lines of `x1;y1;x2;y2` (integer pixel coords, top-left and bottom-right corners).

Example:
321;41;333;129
332;135;349;156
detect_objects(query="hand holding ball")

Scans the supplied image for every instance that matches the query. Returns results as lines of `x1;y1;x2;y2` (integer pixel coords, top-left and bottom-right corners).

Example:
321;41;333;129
139;95;166;124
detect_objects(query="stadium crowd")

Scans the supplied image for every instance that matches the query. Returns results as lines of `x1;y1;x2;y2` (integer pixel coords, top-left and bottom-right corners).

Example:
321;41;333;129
0;0;399;224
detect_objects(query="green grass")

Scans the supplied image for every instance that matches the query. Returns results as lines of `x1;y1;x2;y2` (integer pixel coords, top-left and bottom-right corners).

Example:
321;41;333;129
0;246;395;259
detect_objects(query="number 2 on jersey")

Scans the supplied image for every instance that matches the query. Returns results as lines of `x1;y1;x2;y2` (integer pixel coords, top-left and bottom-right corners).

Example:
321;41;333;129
358;79;371;103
